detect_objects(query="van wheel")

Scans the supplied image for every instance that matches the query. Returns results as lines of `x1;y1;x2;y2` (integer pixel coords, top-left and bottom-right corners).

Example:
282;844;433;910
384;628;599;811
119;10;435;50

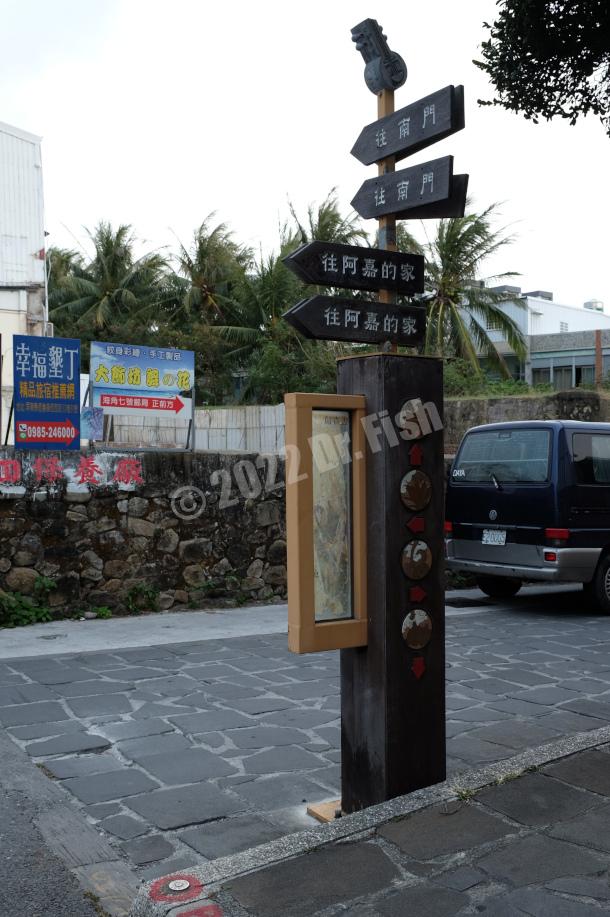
592;555;610;614
476;575;522;599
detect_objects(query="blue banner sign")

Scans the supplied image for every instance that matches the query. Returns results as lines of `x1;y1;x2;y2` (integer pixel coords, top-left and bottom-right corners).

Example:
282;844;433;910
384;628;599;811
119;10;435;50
13;335;81;450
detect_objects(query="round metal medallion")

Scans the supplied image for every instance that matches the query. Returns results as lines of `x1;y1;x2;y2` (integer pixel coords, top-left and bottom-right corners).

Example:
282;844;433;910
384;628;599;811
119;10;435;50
402;609;432;650
401;539;432;580
168;880;191;892
489;509;498;521
400;469;432;511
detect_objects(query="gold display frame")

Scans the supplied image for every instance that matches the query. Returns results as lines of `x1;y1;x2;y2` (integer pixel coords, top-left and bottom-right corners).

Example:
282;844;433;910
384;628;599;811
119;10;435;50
284;392;368;653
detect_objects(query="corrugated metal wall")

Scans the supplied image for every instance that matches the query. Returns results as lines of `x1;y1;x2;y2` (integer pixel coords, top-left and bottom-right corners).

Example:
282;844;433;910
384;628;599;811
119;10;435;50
0;122;45;287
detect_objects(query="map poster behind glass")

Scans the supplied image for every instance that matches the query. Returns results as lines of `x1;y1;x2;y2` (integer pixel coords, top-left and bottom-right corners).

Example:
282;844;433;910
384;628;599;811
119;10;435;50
312;409;353;622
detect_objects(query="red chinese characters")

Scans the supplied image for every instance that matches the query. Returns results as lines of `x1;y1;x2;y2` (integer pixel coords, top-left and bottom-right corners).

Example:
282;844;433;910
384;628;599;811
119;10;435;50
33;455;64;484
113;457;144;485
75;455;102;485
0;459;21;484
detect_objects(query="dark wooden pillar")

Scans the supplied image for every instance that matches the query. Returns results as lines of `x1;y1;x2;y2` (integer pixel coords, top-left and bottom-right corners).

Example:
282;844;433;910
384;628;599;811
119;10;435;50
337;353;445;812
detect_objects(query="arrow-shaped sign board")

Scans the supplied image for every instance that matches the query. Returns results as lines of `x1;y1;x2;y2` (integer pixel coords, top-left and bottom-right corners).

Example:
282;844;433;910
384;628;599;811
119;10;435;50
351;155;455;220
283;295;426;347
284;242;424;295
352;85;465;166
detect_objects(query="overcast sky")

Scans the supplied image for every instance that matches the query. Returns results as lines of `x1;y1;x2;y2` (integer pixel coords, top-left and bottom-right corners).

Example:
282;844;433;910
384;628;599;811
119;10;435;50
3;0;609;309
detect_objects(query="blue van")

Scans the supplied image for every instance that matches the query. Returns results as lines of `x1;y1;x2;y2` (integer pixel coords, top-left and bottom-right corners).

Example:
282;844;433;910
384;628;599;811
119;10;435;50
445;420;610;611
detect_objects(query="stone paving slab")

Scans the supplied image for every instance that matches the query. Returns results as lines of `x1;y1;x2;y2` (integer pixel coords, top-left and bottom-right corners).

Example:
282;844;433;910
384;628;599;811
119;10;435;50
130;736;610;916
5;594;610;887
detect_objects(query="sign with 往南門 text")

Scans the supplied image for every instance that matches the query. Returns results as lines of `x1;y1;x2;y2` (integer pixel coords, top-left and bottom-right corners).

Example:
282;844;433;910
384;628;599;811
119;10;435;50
13;335;81;450
90;342;195;419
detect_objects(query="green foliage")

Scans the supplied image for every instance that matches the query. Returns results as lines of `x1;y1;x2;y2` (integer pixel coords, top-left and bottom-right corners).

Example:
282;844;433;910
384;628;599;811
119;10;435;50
34;575;57;601
93;605;113;619
0;592;53;628
124;583;159;615
403;203;525;376
476;0;610;135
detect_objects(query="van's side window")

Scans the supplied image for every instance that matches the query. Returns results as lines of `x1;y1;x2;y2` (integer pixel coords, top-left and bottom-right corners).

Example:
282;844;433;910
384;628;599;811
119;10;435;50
573;434;610;484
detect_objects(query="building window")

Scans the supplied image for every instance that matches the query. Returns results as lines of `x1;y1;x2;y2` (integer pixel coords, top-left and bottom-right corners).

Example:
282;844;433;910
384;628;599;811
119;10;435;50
560;321;568;332
532;368;551;385
486;317;502;331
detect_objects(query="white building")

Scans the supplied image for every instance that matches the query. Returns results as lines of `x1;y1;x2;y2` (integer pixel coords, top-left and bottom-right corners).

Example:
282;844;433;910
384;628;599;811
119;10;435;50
481;286;610;383
0;121;47;346
0;121;47;437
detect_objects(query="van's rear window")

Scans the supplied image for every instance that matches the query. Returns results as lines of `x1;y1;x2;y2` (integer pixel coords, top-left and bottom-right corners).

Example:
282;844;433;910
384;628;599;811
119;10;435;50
573;433;610;484
452;429;551;483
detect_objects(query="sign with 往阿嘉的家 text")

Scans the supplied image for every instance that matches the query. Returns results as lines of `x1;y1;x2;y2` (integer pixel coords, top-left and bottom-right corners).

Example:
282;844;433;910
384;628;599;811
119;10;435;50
283;295;426;347
283;242;424;295
90;341;195;419
13;335;81;450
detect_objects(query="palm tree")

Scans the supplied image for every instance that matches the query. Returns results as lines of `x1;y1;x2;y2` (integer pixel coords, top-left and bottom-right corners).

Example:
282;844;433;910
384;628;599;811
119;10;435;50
49;222;170;333
173;215;253;324
397;204;526;375
282;189;368;252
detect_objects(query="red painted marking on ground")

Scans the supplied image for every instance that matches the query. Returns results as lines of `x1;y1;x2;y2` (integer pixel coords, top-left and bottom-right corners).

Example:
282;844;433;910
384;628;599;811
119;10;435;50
148;874;204;904
412;656;426;679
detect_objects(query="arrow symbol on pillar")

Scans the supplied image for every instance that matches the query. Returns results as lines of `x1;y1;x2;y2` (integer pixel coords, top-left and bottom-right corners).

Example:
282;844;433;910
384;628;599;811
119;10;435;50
409;443;423;466
409;585;427;603
407;516;425;534
412;657;426;680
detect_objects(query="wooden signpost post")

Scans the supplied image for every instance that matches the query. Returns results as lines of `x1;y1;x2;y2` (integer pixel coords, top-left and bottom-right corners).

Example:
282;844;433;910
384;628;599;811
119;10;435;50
284;17;468;817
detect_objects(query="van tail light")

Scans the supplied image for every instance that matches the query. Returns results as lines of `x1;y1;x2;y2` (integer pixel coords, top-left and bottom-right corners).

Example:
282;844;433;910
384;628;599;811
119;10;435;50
444;521;453;535
544;551;558;562
545;528;569;542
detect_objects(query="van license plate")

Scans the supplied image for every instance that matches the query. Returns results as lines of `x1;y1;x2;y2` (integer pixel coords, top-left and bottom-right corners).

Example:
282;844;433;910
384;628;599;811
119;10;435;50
482;529;506;545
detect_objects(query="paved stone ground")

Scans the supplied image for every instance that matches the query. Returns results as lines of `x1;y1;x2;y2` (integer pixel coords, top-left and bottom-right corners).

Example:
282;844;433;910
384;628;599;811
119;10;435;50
3;587;610;885
198;740;610;916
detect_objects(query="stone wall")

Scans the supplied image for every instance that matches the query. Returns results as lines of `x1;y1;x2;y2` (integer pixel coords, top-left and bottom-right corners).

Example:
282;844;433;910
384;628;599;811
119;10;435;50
0;450;287;617
444;390;604;453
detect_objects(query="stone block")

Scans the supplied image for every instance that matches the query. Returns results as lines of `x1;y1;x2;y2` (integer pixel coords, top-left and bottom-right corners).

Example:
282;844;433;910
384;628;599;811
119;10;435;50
125;782;244;829
136;748;237;783
122;834;174;865
227;841;397;917
247;559;264;579
157;528;179;553
255;501;280;527
264;565;287;585
104;559;129;578
548;801;610;853
542;749;610;796
267;539;287;563
476;833;604;884
65;490;91;503
158;591;175;610
64;769;160;804
379;802;511;859
174;589;188;604
127;496;149;517
26;732;112;757
66;694;133;718
82;550;103;570
118;732;192;762
4;566;38;594
179;538;212;563
0;700;69;726
180;814;284;858
183;565;206;587
100;814;147;840
44;753;124;779
81;566;103;582
126;517;156;538
477;772;599;827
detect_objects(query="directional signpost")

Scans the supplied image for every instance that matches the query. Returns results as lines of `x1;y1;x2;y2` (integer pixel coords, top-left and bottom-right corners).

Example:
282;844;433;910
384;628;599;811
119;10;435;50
351;84;464;166
284;296;425;347
284;242;424;296
283;17;466;819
